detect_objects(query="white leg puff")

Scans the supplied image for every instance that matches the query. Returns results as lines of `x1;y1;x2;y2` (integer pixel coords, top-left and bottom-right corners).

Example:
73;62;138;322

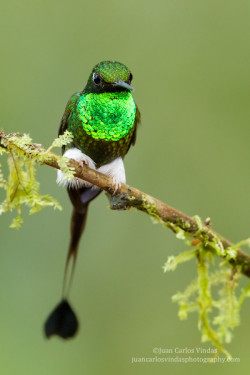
98;157;126;192
56;148;96;189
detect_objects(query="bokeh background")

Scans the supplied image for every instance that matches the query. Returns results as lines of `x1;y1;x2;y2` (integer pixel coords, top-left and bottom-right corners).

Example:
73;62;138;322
1;0;250;374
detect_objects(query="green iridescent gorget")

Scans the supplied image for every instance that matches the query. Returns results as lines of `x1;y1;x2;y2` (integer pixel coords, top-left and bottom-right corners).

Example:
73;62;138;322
66;91;136;166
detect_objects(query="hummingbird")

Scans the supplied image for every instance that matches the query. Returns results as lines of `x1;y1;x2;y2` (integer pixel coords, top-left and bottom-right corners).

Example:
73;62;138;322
44;61;141;339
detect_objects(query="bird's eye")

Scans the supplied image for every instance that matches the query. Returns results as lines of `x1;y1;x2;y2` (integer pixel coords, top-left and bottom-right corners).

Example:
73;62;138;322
93;73;101;85
129;72;133;83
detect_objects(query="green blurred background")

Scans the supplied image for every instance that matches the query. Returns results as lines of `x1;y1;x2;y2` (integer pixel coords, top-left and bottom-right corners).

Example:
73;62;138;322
1;0;250;373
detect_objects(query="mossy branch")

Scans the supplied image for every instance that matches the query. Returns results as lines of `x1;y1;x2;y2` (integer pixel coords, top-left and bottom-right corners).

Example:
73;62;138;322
0;130;249;276
1;130;250;358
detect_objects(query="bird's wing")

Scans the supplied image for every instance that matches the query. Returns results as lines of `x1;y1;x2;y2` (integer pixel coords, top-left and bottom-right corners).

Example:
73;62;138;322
127;104;141;151
58;92;80;152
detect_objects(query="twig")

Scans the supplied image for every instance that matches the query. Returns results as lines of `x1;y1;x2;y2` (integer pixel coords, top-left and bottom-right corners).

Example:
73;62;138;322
1;131;250;277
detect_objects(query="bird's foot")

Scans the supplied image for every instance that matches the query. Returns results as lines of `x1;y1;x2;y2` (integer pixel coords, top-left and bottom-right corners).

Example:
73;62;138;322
57;148;96;189
111;176;122;193
97;157;126;195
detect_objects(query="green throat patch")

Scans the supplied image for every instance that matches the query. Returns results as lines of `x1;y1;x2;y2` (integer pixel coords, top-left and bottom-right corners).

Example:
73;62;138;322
77;91;136;141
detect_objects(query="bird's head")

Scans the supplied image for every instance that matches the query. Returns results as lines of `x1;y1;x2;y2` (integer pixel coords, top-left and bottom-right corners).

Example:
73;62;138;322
84;61;134;93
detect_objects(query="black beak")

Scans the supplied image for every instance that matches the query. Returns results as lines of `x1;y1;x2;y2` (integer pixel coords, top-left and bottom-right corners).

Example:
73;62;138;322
113;80;134;91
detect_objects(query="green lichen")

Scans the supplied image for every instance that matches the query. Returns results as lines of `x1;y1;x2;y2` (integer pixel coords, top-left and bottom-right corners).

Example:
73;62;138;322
184;220;191;229
46;130;73;152
163;247;198;272
164;238;250;359
0;131;74;228
0;147;7;188
141;195;162;224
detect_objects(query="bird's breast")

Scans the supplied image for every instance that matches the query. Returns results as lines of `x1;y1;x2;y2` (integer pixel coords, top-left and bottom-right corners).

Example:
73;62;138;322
77;91;136;141
68;91;136;166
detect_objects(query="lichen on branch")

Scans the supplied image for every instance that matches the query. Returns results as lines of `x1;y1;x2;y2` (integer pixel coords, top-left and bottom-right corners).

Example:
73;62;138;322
0;129;250;357
0;131;74;228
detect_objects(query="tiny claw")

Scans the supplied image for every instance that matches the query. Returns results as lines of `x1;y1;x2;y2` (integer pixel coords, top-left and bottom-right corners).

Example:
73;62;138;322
44;299;79;339
111;176;122;194
78;160;84;168
81;158;91;168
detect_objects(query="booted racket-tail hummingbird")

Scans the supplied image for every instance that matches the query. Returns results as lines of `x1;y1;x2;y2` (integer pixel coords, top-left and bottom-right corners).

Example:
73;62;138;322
44;61;141;339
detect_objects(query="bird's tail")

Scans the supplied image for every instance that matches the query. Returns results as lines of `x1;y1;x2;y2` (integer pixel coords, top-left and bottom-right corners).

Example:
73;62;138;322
62;206;88;298
44;186;101;339
62;186;102;297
